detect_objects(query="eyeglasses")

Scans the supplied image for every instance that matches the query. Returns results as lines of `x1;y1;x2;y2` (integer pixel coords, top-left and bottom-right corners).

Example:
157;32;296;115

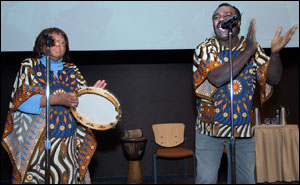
54;40;66;46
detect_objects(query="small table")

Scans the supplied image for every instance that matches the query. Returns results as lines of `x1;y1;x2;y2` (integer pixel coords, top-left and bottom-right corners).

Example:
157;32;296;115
255;124;299;183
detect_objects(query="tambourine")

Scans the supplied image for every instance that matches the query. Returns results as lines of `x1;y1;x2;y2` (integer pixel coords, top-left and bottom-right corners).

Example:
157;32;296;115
71;87;121;130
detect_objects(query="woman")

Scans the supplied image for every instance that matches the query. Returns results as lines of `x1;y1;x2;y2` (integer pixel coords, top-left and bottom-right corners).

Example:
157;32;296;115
2;27;106;184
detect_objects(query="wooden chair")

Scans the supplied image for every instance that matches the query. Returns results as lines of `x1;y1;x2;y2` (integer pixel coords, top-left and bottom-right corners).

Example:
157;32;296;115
152;123;195;184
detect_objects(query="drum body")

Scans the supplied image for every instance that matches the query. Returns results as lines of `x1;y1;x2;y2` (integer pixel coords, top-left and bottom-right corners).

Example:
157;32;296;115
121;137;147;184
121;137;147;161
71;87;121;130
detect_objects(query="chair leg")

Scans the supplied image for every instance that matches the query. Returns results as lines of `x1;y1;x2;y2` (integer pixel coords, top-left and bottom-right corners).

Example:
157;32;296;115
184;158;187;178
153;153;157;184
193;154;196;184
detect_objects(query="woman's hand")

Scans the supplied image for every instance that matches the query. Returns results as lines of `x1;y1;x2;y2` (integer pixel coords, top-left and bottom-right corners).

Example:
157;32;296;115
58;92;78;108
93;80;107;89
82;80;107;89
40;92;78;108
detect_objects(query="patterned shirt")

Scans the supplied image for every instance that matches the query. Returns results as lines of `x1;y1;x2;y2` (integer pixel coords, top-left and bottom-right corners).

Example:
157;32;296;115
193;37;273;137
2;58;97;183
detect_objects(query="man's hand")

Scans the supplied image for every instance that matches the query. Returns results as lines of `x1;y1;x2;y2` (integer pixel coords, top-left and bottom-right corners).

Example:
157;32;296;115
271;24;298;54
244;18;257;56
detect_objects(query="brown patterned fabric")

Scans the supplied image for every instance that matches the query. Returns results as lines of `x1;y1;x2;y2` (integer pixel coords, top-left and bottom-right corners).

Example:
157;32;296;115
1;58;96;184
193;37;273;137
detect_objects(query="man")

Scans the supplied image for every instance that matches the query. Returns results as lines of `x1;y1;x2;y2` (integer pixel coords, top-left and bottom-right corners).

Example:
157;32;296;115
192;3;297;184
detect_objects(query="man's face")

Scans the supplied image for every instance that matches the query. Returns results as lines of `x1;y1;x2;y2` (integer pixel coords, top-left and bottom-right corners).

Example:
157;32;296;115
213;6;240;41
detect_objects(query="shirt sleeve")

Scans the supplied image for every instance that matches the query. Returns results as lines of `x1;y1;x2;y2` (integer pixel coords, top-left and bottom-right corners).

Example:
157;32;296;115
254;45;273;104
193;41;219;101
17;94;42;114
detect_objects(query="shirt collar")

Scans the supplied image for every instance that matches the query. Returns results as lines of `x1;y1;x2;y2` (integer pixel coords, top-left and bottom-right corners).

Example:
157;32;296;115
40;55;64;71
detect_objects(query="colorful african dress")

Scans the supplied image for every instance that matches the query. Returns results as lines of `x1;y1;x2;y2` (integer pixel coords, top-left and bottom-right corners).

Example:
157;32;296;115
1;58;97;184
193;37;273;137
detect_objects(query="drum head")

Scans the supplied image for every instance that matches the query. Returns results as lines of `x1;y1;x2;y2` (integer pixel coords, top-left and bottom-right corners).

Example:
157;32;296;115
71;87;121;130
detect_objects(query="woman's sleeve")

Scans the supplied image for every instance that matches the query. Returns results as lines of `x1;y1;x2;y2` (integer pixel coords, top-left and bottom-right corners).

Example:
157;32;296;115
17;94;42;114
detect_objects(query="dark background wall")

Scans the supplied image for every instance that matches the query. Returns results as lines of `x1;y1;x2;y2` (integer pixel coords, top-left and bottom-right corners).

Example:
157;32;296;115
1;48;299;182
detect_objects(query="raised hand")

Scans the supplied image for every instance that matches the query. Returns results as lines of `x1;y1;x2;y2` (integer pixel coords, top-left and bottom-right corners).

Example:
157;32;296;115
82;80;107;89
93;80;107;89
244;18;257;56
271;24;298;54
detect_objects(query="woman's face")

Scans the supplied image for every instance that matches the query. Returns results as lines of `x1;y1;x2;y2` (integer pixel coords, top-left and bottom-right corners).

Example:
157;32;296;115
44;33;66;61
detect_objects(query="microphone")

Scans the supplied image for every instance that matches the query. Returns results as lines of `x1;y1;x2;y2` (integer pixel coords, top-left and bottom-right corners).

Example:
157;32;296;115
221;15;239;29
43;33;55;46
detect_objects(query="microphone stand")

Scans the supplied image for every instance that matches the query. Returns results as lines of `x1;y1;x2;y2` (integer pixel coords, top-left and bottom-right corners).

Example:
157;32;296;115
45;38;52;184
228;23;236;184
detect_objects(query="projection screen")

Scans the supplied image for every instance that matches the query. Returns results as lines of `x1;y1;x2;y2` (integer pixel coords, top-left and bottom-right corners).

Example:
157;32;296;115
1;1;299;51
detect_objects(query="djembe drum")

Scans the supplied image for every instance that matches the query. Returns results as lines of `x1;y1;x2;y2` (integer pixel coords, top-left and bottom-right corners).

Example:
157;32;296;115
121;129;147;184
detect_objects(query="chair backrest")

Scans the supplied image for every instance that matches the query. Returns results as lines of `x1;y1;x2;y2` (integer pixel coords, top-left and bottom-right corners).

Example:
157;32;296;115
152;123;185;147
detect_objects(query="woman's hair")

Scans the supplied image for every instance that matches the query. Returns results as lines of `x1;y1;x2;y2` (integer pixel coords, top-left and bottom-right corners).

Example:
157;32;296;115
31;27;70;62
